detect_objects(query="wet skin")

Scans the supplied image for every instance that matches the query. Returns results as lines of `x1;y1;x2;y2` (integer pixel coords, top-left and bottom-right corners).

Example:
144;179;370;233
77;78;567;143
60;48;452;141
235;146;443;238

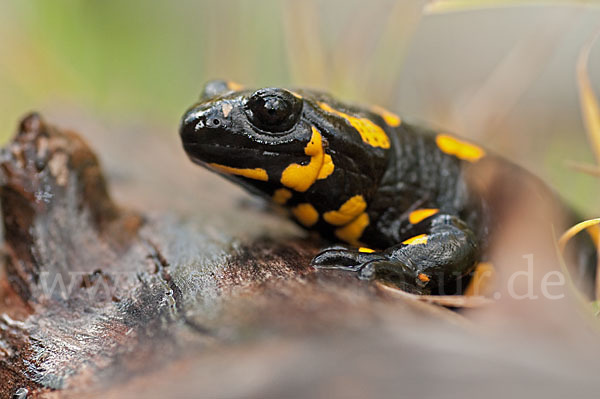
179;80;596;295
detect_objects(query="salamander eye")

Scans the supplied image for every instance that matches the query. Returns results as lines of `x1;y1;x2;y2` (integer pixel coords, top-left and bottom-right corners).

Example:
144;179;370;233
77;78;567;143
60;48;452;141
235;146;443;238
245;89;302;133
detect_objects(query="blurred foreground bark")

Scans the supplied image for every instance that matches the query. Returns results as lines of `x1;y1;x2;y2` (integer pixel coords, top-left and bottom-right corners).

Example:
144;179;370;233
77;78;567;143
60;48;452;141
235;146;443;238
0;113;599;398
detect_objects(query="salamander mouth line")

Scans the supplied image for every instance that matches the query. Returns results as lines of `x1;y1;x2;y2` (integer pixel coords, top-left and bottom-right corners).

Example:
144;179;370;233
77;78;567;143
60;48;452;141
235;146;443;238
186;143;275;163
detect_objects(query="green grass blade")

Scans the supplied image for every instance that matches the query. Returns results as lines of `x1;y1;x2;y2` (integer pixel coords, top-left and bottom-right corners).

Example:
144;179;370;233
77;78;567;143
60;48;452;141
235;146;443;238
577;30;600;164
424;0;600;14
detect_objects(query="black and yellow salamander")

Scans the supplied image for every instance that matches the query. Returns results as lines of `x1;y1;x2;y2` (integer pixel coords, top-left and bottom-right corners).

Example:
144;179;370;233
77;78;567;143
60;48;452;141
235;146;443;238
179;80;597;296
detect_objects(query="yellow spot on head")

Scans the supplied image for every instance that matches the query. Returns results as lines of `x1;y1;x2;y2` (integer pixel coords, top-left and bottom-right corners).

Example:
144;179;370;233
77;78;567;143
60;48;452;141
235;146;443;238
289;90;303;99
335;212;370;246
323;195;367;226
272;188;292;205
435;134;485;162
402;234;428;246
226;81;244;91
359;247;375;253
417;273;430;283
280;126;334;191
318;102;390;149
317;154;334;180
408;208;439;225
291;203;319;227
208;163;268;181
371;105;402;127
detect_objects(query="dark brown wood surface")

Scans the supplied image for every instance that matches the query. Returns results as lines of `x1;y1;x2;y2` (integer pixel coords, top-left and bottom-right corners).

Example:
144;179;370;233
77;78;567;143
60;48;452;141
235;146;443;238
0;113;599;399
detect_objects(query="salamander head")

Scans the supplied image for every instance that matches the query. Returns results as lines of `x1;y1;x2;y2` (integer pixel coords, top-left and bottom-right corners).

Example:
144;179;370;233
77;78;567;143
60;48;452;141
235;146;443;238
179;79;392;210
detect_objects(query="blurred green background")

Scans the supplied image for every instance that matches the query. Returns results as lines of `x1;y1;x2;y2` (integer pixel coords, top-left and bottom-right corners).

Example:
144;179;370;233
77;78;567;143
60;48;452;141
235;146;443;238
0;0;599;213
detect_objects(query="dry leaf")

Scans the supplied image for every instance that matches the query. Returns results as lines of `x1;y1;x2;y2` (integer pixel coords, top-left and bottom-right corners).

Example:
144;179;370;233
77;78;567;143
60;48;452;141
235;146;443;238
376;281;493;308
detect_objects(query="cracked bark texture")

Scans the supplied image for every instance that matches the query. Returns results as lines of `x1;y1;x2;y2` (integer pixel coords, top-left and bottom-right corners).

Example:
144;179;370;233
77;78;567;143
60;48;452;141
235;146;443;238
1;113;600;398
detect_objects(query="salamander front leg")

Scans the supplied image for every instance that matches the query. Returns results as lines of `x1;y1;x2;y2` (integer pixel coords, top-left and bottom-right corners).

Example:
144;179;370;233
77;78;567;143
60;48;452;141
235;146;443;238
312;214;480;295
312;247;387;272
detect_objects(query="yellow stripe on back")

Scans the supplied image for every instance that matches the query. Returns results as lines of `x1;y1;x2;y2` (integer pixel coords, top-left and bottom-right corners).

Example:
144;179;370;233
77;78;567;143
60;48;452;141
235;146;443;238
319;102;390;149
371;105;402;127
435;134;485;162
408;208;439;225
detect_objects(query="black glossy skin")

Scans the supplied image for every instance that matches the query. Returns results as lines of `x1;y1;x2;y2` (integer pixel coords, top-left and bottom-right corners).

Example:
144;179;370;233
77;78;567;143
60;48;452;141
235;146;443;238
180;80;594;295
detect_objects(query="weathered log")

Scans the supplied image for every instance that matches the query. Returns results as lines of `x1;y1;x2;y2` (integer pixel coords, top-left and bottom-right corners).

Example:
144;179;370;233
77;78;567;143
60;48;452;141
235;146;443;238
1;113;599;398
0;114;455;397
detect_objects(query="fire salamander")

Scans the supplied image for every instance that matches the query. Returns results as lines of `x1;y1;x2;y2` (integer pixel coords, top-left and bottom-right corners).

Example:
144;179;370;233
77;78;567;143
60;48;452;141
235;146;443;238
179;80;597;296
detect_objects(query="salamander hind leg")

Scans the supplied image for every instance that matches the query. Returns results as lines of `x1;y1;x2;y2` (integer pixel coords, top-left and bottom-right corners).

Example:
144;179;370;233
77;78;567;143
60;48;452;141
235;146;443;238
312;214;480;295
